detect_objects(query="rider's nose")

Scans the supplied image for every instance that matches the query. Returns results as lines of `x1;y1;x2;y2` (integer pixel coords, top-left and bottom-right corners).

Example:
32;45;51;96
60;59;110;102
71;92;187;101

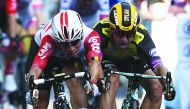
67;46;75;51
121;36;128;41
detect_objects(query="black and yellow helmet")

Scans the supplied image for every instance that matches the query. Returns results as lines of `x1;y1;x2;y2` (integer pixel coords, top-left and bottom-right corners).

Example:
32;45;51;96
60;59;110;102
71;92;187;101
109;2;140;32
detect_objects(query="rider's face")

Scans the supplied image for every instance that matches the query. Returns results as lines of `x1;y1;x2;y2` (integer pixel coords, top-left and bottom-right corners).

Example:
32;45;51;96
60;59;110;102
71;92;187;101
111;29;134;49
60;39;81;57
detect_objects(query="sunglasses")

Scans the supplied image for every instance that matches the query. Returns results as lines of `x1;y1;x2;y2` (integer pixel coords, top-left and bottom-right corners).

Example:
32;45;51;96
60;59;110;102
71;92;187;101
110;28;136;38
60;39;81;47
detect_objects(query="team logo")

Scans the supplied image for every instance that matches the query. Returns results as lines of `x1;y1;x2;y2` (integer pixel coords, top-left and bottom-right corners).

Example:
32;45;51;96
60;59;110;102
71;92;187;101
38;42;52;59
88;36;100;53
149;48;159;57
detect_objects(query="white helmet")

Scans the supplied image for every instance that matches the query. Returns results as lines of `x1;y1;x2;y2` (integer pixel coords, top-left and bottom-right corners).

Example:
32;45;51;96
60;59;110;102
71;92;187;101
51;10;83;42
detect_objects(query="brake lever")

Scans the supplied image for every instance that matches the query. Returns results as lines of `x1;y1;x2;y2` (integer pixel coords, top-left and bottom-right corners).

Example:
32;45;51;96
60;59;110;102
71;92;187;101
165;72;172;98
29;75;38;105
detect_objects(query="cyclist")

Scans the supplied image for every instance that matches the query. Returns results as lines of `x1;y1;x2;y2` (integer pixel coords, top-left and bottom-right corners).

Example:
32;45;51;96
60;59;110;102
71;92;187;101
93;2;176;109
25;10;103;109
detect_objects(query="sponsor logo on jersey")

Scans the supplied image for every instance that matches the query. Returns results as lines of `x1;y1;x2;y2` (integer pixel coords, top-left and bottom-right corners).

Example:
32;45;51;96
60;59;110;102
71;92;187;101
149;48;159;57
88;36;101;53
38;42;51;59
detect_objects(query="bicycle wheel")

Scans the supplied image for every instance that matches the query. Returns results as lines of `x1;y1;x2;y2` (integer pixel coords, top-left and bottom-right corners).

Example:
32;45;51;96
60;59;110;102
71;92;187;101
130;100;139;109
53;101;57;109
60;101;70;109
121;99;139;109
53;101;70;109
16;55;27;109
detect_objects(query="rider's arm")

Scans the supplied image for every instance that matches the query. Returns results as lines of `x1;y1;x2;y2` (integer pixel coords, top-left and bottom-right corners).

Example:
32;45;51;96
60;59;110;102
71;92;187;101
84;29;103;82
27;35;55;81
6;0;17;38
89;60;103;83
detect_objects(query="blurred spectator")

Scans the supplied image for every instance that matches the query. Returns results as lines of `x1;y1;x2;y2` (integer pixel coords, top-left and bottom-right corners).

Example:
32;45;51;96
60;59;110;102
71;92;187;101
43;0;59;21
164;0;190;109
127;0;169;35
127;0;151;34
59;0;109;28
18;0;45;36
169;0;190;14
0;0;42;108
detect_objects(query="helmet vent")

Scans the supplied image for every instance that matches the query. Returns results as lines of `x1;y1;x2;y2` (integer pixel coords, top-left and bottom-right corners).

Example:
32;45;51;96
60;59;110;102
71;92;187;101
64;26;68;39
71;29;74;39
58;32;64;41
75;31;80;39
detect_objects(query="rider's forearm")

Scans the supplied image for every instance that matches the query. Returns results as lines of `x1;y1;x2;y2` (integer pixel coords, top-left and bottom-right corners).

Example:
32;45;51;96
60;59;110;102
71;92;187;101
89;60;103;82
153;64;168;86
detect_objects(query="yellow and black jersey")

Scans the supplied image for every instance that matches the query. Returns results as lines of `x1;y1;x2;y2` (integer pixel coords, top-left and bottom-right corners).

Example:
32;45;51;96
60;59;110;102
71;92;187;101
93;17;162;69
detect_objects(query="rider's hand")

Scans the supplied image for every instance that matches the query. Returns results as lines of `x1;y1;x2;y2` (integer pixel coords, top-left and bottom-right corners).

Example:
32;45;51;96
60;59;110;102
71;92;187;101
32;89;39;105
26;89;39;106
97;78;107;93
164;72;176;101
164;85;176;101
91;84;101;96
84;80;101;96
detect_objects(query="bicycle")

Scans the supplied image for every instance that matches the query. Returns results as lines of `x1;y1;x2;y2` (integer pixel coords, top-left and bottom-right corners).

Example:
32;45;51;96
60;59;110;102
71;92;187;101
101;60;173;109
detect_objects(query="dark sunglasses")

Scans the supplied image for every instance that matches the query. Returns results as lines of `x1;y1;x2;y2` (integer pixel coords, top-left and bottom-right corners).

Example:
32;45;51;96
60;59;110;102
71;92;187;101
60;39;81;47
110;28;136;38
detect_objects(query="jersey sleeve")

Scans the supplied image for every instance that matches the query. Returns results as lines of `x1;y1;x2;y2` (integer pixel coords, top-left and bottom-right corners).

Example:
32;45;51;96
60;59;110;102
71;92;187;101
84;30;102;63
32;35;55;71
6;0;17;14
135;26;162;69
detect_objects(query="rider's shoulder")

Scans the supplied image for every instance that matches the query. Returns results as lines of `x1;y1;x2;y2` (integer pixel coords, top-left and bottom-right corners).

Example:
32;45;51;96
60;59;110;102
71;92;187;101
132;24;150;44
94;17;110;28
136;24;149;35
93;17;110;38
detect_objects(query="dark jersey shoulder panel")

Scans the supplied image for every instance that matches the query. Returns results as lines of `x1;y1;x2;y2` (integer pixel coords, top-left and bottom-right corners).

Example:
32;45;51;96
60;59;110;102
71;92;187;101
134;24;161;64
93;17;110;49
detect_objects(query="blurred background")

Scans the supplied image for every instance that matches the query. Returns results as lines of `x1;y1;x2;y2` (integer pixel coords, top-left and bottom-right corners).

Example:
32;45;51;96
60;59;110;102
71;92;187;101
0;0;189;109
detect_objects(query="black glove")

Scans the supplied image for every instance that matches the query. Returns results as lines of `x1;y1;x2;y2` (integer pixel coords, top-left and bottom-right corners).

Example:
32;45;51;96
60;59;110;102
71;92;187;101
164;86;176;101
97;78;107;93
164;72;176;101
